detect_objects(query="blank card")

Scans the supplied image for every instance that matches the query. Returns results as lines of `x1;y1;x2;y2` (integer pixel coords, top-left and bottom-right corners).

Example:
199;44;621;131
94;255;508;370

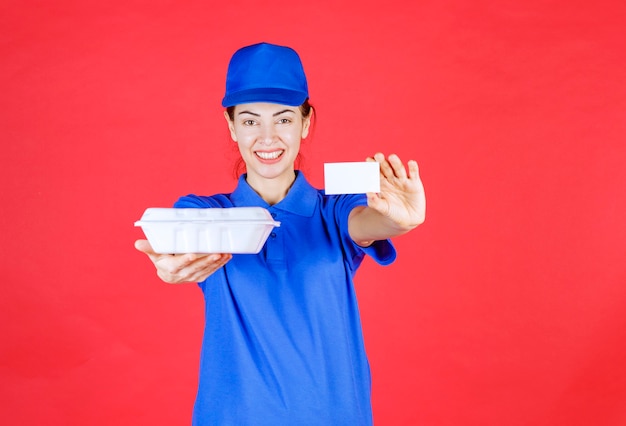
324;162;380;195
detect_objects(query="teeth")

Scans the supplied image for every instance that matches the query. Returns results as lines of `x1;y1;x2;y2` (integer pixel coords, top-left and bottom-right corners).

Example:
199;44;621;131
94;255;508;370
256;150;283;160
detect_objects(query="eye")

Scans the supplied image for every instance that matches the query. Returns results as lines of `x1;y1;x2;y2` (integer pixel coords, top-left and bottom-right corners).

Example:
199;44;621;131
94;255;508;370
242;119;256;126
277;118;292;124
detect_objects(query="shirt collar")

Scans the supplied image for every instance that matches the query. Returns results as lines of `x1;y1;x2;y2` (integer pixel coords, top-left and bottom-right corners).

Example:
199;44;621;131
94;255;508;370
230;171;318;217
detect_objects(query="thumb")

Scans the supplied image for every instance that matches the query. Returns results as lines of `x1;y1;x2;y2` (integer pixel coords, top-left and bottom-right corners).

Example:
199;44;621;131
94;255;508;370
134;239;155;254
366;192;385;212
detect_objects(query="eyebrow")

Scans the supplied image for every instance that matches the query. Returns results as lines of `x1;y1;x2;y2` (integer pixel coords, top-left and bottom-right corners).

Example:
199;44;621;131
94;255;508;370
237;109;296;117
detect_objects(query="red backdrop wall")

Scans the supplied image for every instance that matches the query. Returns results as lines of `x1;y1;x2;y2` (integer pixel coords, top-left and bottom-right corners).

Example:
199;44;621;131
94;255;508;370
2;1;625;425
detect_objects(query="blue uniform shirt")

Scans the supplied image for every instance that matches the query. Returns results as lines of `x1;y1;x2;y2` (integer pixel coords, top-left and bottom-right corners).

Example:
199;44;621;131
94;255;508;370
174;172;396;426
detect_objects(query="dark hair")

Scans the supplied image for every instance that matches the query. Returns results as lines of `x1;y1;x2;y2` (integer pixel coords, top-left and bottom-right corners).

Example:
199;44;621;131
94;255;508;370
226;100;316;178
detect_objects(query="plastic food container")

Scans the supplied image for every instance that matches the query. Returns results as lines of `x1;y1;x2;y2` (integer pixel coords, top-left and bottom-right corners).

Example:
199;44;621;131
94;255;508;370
135;207;280;254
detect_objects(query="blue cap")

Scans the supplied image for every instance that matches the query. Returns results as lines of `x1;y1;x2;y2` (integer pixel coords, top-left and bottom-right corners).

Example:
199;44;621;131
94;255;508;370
222;42;309;107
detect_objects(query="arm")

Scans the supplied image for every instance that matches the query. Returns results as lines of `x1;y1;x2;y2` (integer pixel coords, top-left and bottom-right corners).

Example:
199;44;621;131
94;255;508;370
134;239;232;284
348;153;426;247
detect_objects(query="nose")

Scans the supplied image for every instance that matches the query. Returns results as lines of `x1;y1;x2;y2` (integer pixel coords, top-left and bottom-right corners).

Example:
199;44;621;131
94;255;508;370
258;124;276;145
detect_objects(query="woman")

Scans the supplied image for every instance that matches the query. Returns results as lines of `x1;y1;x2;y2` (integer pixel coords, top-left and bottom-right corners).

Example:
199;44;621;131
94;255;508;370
135;42;425;425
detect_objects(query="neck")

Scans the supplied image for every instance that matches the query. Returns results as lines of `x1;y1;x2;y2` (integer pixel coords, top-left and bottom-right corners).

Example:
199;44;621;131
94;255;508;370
246;171;297;205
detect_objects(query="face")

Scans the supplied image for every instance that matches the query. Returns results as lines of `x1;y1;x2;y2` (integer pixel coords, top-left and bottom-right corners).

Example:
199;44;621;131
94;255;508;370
225;102;311;187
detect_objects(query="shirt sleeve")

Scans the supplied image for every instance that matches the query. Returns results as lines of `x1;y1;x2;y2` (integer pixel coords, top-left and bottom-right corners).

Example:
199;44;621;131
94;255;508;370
334;194;397;269
173;194;232;208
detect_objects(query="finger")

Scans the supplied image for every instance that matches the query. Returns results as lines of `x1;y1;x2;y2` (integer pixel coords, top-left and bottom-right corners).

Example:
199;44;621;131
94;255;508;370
152;253;201;279
178;253;232;283
158;255;209;283
183;252;219;263
374;153;396;180
170;252;219;275
205;254;232;276
407;160;422;183
387;154;408;179
407;161;426;197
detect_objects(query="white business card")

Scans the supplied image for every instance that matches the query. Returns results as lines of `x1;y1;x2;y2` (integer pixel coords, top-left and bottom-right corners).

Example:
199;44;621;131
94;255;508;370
324;162;380;195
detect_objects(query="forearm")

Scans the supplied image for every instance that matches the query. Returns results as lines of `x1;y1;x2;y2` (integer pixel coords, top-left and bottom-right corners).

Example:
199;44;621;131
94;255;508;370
348;205;421;246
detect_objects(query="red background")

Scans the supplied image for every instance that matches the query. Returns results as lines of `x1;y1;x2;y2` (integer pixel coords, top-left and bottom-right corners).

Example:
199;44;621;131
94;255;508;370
2;1;625;425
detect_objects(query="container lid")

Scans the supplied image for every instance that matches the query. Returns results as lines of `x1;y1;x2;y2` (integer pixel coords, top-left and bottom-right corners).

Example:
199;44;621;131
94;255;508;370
134;207;280;226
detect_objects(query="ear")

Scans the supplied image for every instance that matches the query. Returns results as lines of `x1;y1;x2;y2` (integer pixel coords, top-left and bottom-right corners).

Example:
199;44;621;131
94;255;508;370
301;115;311;139
224;110;237;142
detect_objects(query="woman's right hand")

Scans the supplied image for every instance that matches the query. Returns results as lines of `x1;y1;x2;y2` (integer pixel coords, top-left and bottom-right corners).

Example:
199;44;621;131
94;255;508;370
134;239;232;284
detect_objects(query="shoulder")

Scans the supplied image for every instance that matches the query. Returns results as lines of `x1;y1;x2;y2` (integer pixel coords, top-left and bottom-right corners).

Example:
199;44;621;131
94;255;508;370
173;193;233;208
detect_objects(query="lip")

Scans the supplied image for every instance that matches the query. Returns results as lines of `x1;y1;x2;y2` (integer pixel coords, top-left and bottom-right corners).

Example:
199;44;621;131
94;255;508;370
255;149;284;163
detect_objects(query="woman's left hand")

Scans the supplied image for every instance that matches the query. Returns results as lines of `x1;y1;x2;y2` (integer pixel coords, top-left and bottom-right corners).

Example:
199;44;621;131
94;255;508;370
365;152;426;230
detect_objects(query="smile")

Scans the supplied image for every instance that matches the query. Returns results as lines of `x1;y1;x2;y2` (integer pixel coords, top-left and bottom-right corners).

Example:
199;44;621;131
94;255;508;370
255;150;284;160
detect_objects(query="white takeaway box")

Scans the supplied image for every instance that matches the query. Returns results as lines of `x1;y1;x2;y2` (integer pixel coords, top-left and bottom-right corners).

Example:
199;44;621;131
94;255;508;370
135;207;280;254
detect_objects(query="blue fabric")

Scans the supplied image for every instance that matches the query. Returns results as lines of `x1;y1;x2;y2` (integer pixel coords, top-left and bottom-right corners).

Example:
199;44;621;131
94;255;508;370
222;42;309;107
174;172;396;426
